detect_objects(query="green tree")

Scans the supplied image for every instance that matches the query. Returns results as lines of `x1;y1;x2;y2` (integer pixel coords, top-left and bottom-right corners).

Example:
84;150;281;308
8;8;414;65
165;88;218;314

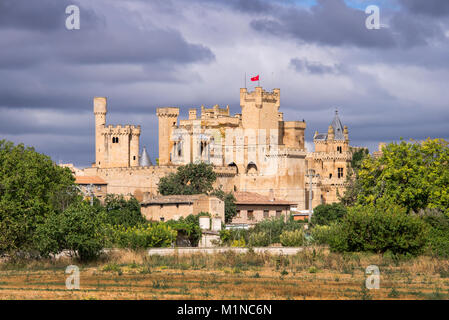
158;162;216;195
35;201;108;261
211;188;237;223
355;138;449;214
166;213;203;246
103;194;146;227
311;203;347;226
329;204;429;255
0;140;77;253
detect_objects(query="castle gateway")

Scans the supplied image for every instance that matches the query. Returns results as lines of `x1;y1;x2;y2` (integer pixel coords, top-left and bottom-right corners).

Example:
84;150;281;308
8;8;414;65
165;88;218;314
81;87;354;210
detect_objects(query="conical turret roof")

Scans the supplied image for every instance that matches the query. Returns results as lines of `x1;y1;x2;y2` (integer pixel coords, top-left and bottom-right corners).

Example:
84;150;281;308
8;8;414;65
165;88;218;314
331;109;345;140
139;146;152;166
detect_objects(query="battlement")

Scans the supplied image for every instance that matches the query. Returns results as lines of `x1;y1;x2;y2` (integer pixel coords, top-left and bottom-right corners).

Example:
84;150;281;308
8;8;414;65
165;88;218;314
157;107;179;117
266;147;307;158
240;87;280;104
199;104;230;119
102;124;141;135
307;152;352;161
92;164;237;176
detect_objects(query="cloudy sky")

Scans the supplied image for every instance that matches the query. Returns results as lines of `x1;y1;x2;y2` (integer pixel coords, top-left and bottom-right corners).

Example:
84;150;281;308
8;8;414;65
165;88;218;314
1;0;448;167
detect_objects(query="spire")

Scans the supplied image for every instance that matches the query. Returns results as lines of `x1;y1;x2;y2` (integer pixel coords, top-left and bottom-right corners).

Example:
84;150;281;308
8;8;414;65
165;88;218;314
139;146;152;167
331;108;345;140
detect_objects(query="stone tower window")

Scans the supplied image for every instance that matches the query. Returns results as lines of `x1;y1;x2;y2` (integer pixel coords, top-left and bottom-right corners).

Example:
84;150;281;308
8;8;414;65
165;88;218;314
337;146;342;153
112;137;119;143
338;167;344;178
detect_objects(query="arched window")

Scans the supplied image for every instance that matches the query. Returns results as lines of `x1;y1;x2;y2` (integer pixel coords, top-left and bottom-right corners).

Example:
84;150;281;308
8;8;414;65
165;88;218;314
228;162;238;174
246;162;258;174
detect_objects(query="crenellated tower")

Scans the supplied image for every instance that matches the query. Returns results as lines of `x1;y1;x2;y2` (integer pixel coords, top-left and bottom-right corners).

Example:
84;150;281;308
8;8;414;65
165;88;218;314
93;97;141;168
156;107;179;165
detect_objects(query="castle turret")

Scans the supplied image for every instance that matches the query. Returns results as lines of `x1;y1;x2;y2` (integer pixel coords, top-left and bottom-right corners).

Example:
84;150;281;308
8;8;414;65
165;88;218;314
94;97;107;167
139;146;152;166
130;126;141;167
157;107;179;165
327;125;334;141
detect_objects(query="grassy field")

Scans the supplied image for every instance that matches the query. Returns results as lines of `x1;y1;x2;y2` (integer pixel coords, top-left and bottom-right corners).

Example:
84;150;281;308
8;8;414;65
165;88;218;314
0;247;448;300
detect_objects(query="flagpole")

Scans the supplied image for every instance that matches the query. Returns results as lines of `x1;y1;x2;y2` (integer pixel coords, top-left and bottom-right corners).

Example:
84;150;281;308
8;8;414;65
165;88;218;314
245;72;247;89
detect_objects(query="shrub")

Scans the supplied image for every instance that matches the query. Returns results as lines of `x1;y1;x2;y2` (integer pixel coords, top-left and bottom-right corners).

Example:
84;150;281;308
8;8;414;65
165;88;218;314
35;200;107;261
248;232;270;247
103;194;146;227
231;238;246;247
219;228;249;246
252;215;303;244
111;223;177;250
280;229;305;247
310;225;334;245
418;208;449;257
329;204;429;256
166;214;202;247
311;203;347;226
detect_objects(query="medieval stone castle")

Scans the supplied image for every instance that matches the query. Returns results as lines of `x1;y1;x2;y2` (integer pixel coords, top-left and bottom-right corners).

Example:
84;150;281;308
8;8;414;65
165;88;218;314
80;87;354;210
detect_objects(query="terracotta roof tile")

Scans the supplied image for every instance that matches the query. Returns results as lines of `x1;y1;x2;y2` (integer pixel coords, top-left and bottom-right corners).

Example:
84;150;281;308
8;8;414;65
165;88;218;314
75;176;107;185
233;191;294;205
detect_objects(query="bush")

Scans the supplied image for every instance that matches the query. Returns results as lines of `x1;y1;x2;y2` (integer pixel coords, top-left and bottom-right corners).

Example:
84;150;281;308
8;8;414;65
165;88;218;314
231;238;246;247
280;229;305;247
418;208;449;257
219;228;249;246
166;214;202;247
311;203;347;226
329;205;429;256
35;201;107;261
103;194;146;227
248;232;270;247
111;223;177;250
252;215;303;244
310;224;336;245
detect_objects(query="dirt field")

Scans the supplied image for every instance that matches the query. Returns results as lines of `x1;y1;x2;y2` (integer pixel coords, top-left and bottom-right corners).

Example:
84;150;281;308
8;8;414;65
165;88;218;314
0;248;448;300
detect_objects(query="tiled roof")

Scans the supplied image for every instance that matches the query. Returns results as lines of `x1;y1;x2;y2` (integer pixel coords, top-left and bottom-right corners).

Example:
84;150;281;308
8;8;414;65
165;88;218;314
75;176;107;185
233;191;294;205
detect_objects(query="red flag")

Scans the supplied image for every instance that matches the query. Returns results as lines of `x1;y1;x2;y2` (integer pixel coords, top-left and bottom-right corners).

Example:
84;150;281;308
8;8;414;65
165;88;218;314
250;75;259;81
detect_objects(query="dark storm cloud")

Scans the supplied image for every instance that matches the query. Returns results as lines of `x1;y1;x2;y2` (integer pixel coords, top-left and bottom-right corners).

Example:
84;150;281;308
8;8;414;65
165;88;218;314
0;0;98;31
248;0;447;48
250;0;397;48
390;11;446;47
290;58;344;75
0;0;215;111
399;0;449;17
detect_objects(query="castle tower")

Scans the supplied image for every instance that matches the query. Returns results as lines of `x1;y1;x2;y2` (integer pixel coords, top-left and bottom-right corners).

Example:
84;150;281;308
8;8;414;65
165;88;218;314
94;97;107;167
156;107;179;165
93;97;141;168
130;127;141;167
240;87;280;133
